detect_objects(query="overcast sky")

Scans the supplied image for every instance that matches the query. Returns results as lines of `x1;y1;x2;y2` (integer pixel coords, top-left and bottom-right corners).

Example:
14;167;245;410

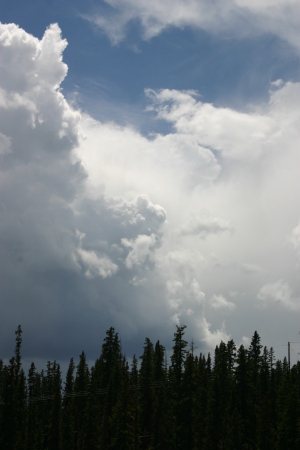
1;0;300;370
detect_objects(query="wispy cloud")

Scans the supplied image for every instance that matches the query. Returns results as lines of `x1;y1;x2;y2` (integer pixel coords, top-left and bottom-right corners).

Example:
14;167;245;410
83;0;300;53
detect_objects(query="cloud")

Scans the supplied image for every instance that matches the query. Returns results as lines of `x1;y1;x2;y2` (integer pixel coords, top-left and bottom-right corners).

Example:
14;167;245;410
121;233;157;269
257;280;300;311
271;79;284;88
145;88;283;161
210;294;236;311
240;263;263;274
180;213;233;238
0;22;83;276
0;22;172;359
241;336;251;347
77;248;118;279
75;230;118;279
0;23;68;92
289;220;300;259
0;131;11;155
198;317;231;349
83;0;300;52
1;21;300;363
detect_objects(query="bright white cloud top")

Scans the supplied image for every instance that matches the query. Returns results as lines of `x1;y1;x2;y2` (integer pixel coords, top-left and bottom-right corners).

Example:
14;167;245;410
0;1;299;365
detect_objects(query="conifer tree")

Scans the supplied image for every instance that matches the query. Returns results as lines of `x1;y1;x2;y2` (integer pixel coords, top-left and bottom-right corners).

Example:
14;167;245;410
73;351;90;450
234;344;250;448
139;337;154;449
257;346;275;450
110;356;133;450
62;357;75;450
152;340;174;450
170;325;188;449
171;325;188;388
2;324;300;449
193;354;209;449
48;362;62;450
129;354;141;450
179;351;196;449
0;325;27;450
27;363;43;450
101;327;123;449
207;341;235;449
248;330;263;447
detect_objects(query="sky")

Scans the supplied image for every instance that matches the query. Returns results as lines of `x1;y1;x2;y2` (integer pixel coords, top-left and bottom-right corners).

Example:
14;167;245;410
1;0;300;371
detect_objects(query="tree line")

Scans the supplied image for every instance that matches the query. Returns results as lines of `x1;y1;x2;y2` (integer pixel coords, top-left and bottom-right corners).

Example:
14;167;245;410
1;324;300;449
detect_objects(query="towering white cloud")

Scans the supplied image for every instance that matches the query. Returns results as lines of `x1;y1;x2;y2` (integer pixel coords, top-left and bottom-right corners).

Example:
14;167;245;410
1;21;299;362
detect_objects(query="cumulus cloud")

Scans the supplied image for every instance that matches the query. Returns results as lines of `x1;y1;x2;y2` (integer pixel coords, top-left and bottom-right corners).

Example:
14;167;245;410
122;233;157;269
75;231;118;279
77;248;118;279
1;20;300;362
76;73;300;350
210;294;236;311
83;0;300;52
145;87;285;161
198;317;231;349
257;280;300;311
0;23;83;276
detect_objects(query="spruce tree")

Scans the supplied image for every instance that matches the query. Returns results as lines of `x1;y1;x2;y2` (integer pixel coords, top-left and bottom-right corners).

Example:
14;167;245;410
27;363;43;450
170;325;188;449
234;344;250;448
152;340;174;449
193;354;209;449
48;362;62;450
0;325;27;450
62;357;75;450
179;351;196;449
248;330;263;447
73;351;90;450
139;337;154;449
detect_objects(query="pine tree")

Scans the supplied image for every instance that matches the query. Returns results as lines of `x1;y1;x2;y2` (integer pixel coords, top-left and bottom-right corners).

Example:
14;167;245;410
170;325;188;449
110;357;133;450
62;357;75;450
193;354;210;449
248;330;263;447
257;346;275;450
48;362;62;450
27;363;43;450
0;325;27;450
179;351;196;449
129;354;141;450
233;344;250;449
207;341;235;449
139;337;154;449
73;351;90;450
152;340;174;449
171;325;188;389
101;327;123;449
91;327;123;449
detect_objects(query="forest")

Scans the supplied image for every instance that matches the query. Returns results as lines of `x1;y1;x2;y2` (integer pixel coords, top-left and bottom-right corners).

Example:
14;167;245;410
1;325;300;450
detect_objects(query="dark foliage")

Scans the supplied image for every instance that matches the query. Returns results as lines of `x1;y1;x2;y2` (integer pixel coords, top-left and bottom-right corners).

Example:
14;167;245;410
1;326;300;449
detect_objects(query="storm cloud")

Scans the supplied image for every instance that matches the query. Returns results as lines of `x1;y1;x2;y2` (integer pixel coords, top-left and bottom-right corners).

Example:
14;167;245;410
1;20;299;368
